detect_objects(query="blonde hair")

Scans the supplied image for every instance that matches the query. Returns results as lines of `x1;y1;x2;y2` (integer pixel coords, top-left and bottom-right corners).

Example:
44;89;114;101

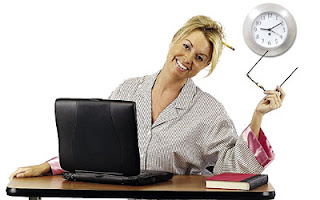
172;15;225;76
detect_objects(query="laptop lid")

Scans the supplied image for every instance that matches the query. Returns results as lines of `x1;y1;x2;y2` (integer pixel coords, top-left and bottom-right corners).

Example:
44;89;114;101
55;98;140;176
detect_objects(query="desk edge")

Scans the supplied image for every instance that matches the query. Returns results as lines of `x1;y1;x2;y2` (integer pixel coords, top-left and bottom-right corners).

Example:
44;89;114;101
7;186;276;199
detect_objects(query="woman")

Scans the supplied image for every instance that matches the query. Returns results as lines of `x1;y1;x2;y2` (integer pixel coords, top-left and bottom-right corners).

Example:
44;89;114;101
10;15;284;180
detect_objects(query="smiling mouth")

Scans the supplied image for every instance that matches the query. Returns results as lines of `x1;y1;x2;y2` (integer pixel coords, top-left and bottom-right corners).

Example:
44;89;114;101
176;58;189;71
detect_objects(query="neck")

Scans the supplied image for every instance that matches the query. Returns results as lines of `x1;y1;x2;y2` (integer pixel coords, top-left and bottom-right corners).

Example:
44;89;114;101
153;69;187;94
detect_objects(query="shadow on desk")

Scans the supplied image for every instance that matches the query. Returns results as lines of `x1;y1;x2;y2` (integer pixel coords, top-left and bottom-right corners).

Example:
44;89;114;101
7;175;275;199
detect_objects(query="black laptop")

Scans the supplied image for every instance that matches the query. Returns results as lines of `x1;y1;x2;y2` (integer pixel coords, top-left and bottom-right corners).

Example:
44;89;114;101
55;98;173;185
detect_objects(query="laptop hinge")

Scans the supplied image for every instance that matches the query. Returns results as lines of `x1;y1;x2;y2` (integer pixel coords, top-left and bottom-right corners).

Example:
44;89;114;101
75;170;124;176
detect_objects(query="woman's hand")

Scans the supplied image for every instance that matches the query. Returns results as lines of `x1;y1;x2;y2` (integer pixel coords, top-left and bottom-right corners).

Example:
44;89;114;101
255;85;285;115
250;86;285;138
9;162;51;180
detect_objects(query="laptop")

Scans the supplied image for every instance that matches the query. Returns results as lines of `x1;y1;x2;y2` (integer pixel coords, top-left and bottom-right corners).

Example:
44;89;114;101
55;98;173;185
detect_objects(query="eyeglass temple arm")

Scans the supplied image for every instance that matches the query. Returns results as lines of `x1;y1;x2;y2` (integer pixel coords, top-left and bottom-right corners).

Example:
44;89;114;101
246;73;266;91
246;51;269;91
279;67;298;88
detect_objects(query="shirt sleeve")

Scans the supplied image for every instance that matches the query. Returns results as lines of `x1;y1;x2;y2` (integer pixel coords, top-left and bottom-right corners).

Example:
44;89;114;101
47;157;65;175
204;115;274;175
240;126;275;168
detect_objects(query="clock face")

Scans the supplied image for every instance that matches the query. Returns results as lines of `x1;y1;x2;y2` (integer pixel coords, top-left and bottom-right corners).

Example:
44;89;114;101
251;12;288;49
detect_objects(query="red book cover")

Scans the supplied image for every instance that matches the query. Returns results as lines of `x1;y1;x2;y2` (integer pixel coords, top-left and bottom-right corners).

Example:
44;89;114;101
205;173;268;190
206;173;256;182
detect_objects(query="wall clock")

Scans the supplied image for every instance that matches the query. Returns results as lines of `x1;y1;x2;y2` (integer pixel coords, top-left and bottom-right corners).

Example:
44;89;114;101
243;3;297;56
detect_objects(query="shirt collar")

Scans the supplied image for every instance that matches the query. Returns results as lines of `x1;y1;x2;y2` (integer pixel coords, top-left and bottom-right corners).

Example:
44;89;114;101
175;78;197;110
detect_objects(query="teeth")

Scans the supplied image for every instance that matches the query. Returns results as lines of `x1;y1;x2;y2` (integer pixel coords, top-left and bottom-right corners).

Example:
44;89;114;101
177;59;188;71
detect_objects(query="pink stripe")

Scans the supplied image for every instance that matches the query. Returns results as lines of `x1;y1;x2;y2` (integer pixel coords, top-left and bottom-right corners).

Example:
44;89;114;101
47;157;65;175
241;126;275;167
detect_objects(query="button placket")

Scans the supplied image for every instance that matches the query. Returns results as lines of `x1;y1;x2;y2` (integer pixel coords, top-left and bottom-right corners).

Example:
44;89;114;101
144;129;153;170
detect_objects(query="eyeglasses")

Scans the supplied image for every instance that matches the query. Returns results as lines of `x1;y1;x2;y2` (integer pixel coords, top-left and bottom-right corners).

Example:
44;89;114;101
247;51;298;91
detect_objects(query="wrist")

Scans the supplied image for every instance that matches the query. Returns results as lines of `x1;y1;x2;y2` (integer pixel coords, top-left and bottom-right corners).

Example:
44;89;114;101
251;110;264;139
39;162;51;175
254;110;264;118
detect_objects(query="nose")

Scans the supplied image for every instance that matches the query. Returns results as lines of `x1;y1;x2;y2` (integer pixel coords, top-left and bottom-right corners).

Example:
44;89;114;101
183;52;193;66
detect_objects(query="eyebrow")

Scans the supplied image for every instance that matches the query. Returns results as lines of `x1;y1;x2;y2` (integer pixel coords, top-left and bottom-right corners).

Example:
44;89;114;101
185;39;209;59
186;39;193;48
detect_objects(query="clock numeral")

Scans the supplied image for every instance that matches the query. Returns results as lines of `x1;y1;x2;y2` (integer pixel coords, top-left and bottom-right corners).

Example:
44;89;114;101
256;21;261;26
254;27;257;32
268;13;272;18
283;28;286;33
256;34;260;39
275;39;278;44
280;35;283;39
268;41;272;46
261;39;264;43
261;15;266;20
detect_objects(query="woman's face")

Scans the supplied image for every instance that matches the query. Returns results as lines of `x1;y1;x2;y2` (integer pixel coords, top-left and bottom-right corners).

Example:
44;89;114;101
164;30;213;80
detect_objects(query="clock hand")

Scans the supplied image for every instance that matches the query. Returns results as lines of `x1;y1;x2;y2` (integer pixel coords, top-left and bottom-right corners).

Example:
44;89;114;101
260;22;283;31
270;22;282;30
270;30;282;37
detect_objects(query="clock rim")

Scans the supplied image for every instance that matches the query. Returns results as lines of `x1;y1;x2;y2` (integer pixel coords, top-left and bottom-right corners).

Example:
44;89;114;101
243;3;297;57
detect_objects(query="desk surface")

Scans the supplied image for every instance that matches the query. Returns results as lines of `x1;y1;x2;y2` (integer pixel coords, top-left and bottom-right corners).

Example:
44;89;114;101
7;175;275;199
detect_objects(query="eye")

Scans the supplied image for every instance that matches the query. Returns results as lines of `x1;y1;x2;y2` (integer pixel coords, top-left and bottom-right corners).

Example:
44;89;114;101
183;44;190;50
196;55;203;62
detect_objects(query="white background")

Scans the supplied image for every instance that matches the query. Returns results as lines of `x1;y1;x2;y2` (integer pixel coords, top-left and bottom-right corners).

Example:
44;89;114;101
0;0;319;199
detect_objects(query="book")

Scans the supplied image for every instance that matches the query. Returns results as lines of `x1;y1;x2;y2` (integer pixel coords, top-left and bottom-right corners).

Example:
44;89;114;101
205;173;268;190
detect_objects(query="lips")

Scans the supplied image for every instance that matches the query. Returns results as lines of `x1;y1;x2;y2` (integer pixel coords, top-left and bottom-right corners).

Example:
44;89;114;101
175;58;189;71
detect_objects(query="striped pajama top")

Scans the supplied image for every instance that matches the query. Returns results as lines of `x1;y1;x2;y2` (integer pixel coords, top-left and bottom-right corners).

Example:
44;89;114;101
48;71;274;176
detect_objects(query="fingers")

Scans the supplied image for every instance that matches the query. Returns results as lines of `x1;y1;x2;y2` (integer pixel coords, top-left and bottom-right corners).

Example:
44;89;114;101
264;86;285;101
265;86;285;100
263;92;282;111
276;85;286;101
264;95;280;110
9;167;30;180
264;91;280;101
256;86;286;115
